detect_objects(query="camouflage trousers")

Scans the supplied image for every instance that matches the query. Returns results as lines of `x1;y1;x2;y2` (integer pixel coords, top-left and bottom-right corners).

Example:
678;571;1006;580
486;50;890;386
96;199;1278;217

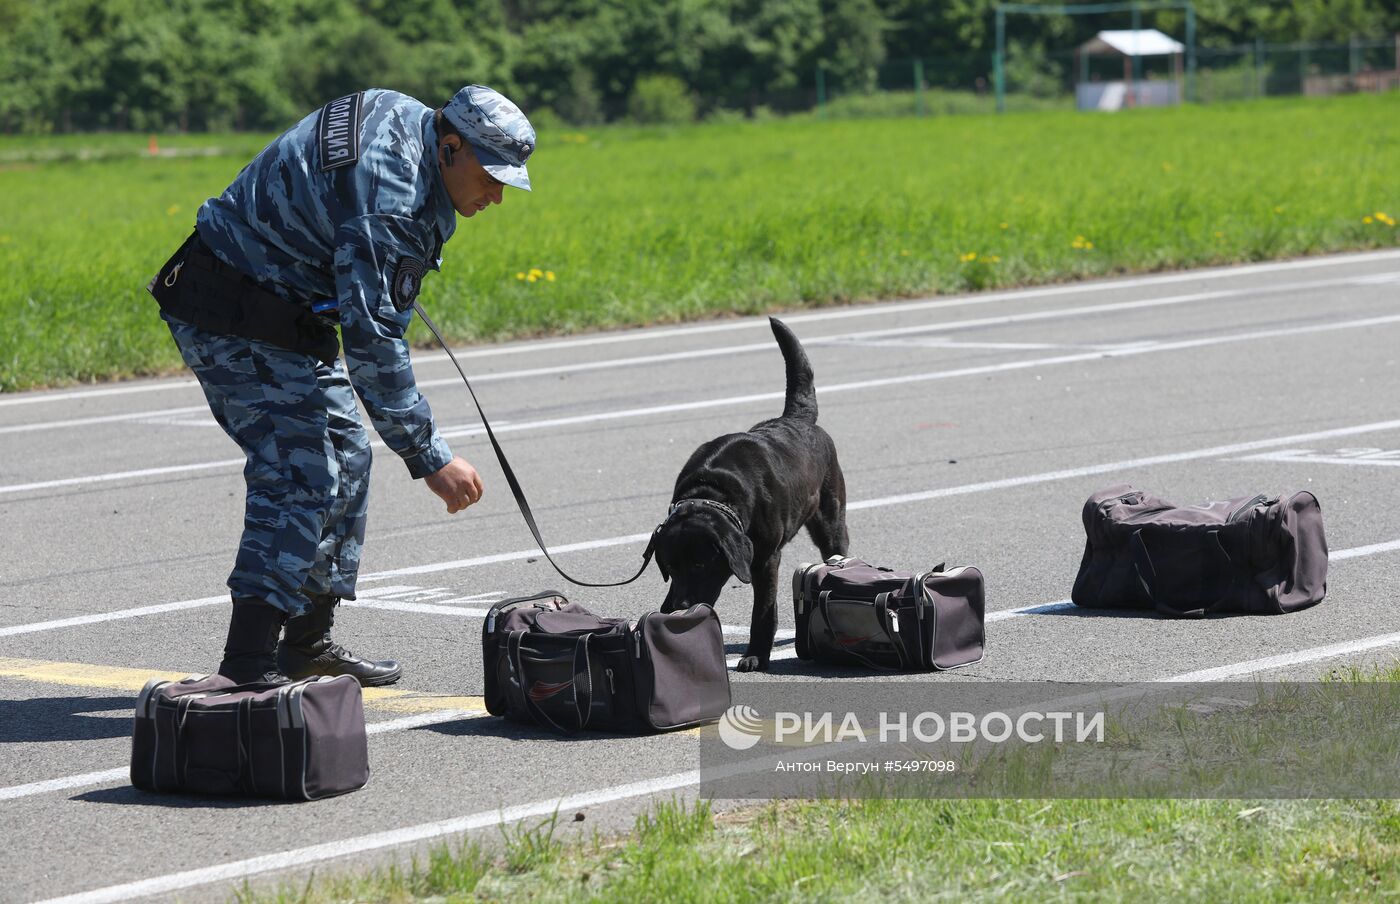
165;316;371;616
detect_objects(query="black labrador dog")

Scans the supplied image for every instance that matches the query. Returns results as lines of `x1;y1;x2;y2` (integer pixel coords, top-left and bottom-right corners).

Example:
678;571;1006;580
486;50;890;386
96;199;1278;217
654;317;848;671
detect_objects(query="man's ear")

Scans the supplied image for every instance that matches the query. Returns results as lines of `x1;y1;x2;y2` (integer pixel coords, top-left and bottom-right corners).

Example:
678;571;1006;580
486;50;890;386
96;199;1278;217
440;134;460;168
713;521;754;584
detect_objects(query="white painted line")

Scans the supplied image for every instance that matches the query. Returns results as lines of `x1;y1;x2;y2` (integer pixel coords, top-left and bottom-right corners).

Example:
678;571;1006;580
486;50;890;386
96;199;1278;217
432;310;1400;445
1166;634;1400;682
0;768;128;803
9;414;1400;638
345;599;493;618
33;768;704;904
0;277;1262;438
362;532;655;582
348;594;795;641
0;406;210;436
365;709;479;735
0;709;481;805
9;294;1400;496
847;413;1400;511
987;601;1076;621
1332;539;1400;561
0;596;229;639
1233;450;1400;468
0;459;245;496
42;593;1400;904
7;249;1400;412
0;379;200;409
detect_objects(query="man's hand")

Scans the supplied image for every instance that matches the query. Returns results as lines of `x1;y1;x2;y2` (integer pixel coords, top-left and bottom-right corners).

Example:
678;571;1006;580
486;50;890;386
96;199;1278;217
424;456;484;513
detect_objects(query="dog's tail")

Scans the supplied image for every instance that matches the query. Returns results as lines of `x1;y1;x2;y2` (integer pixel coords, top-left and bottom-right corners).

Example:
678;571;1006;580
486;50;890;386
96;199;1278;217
770;317;817;422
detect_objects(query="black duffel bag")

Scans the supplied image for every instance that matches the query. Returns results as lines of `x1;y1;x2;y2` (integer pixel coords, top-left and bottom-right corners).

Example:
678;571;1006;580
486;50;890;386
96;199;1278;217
791;557;986;671
482;591;731;734
1071;484;1329;618
131;674;368;800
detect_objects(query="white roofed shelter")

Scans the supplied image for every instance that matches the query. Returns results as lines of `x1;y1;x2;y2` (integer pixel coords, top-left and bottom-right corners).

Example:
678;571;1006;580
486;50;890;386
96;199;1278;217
1076;28;1186;110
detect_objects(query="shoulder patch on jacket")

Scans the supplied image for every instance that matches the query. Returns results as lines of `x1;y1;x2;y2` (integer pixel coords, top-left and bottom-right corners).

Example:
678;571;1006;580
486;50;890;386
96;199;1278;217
392;256;425;312
319;92;365;172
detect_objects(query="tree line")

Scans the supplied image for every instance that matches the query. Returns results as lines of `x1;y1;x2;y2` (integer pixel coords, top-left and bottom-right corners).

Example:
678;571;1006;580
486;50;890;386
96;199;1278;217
1;0;1396;132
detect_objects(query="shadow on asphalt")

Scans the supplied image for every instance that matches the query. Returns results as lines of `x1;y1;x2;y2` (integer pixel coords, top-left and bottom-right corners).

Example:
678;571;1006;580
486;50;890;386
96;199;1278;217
71;786;298;808
419;712;648;742
1031;607;1161;619
0;696;134;743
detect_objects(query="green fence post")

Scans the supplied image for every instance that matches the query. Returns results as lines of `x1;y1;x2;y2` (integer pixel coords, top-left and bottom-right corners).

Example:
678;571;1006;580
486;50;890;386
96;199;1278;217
1130;3;1143;91
1185;2;1197;102
914;59;925;116
1299;43;1309;95
1256;37;1266;96
994;7;1006;114
816;66;827;119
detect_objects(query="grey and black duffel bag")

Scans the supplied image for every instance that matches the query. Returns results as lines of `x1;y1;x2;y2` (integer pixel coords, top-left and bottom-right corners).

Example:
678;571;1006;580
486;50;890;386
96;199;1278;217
131;674;368;800
791;557;986;671
482;591;731;734
1071;484;1328;618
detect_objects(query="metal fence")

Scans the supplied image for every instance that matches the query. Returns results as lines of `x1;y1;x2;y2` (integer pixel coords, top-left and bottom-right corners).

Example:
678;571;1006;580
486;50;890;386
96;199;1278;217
812;37;1400;119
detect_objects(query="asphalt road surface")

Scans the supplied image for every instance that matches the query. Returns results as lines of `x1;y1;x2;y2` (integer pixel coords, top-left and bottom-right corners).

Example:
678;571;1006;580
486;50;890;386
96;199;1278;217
3;249;1400;902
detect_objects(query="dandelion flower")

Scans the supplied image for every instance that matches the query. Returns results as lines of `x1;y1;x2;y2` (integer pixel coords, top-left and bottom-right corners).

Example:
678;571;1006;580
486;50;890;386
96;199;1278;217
1364;216;1374;225
529;268;544;278
999;222;1009;230
987;255;1002;263
527;274;538;283
900;249;910;257
516;272;526;280
545;271;556;281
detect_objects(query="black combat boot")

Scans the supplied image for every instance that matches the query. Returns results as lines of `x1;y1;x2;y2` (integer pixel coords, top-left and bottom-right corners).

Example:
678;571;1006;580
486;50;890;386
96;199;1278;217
277;593;402;687
217;597;292;684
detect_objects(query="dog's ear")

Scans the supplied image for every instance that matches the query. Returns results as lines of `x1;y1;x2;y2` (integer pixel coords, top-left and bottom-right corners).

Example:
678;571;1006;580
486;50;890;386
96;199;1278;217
713;520;754;584
648;524;671;582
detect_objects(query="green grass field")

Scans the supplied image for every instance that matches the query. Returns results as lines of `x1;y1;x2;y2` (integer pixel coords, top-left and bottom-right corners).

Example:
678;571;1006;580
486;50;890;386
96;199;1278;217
2;93;1398;392
245;665;1400;903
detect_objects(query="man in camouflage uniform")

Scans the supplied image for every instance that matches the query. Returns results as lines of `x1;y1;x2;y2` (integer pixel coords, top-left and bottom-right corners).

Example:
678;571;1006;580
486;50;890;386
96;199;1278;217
151;85;535;686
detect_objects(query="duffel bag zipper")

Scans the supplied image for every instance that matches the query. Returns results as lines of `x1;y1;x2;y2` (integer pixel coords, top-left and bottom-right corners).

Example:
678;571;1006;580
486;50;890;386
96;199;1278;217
486;590;568;633
793;563;813;615
1228;494;1270;522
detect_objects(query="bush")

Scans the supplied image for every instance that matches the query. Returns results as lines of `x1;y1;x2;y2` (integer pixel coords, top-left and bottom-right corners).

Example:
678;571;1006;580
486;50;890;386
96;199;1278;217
627;74;696;124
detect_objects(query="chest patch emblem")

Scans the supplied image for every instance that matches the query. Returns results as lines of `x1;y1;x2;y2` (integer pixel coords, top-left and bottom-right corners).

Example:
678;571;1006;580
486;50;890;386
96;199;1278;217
392;256;425;312
319;92;365;172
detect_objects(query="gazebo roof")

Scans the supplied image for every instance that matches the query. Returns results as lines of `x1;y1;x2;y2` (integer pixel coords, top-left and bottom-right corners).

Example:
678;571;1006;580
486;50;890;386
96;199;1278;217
1079;29;1185;57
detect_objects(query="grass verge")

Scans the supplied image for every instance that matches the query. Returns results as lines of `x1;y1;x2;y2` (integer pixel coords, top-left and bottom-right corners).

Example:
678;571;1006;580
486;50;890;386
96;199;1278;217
3;93;1398;391
242;663;1400;903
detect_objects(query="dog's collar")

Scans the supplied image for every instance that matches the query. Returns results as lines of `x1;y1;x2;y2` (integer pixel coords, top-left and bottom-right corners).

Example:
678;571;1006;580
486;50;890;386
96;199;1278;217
663;498;745;532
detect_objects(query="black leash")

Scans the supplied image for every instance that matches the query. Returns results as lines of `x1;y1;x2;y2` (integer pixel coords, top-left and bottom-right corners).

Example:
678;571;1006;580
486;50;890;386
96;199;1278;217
413;302;656;587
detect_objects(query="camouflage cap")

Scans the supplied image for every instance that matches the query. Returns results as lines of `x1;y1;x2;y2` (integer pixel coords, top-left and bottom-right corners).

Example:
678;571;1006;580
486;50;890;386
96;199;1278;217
443;85;535;191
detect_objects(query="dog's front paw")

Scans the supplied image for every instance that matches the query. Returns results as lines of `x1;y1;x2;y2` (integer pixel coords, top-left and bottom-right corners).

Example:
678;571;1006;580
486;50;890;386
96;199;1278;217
736;655;767;672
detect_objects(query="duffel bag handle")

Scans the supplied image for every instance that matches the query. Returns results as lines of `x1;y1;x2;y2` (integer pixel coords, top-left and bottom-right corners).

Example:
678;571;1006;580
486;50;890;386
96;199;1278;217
1130;528;1235;618
485;591;569;635
506;631;593;734
817;592;900;672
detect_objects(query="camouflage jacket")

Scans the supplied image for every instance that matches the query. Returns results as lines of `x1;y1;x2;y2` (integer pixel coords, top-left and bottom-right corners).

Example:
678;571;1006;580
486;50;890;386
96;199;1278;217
197;89;456;479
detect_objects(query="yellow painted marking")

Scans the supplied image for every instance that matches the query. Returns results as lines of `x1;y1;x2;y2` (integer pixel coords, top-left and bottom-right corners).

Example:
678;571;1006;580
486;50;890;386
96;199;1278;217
0;657;483;714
